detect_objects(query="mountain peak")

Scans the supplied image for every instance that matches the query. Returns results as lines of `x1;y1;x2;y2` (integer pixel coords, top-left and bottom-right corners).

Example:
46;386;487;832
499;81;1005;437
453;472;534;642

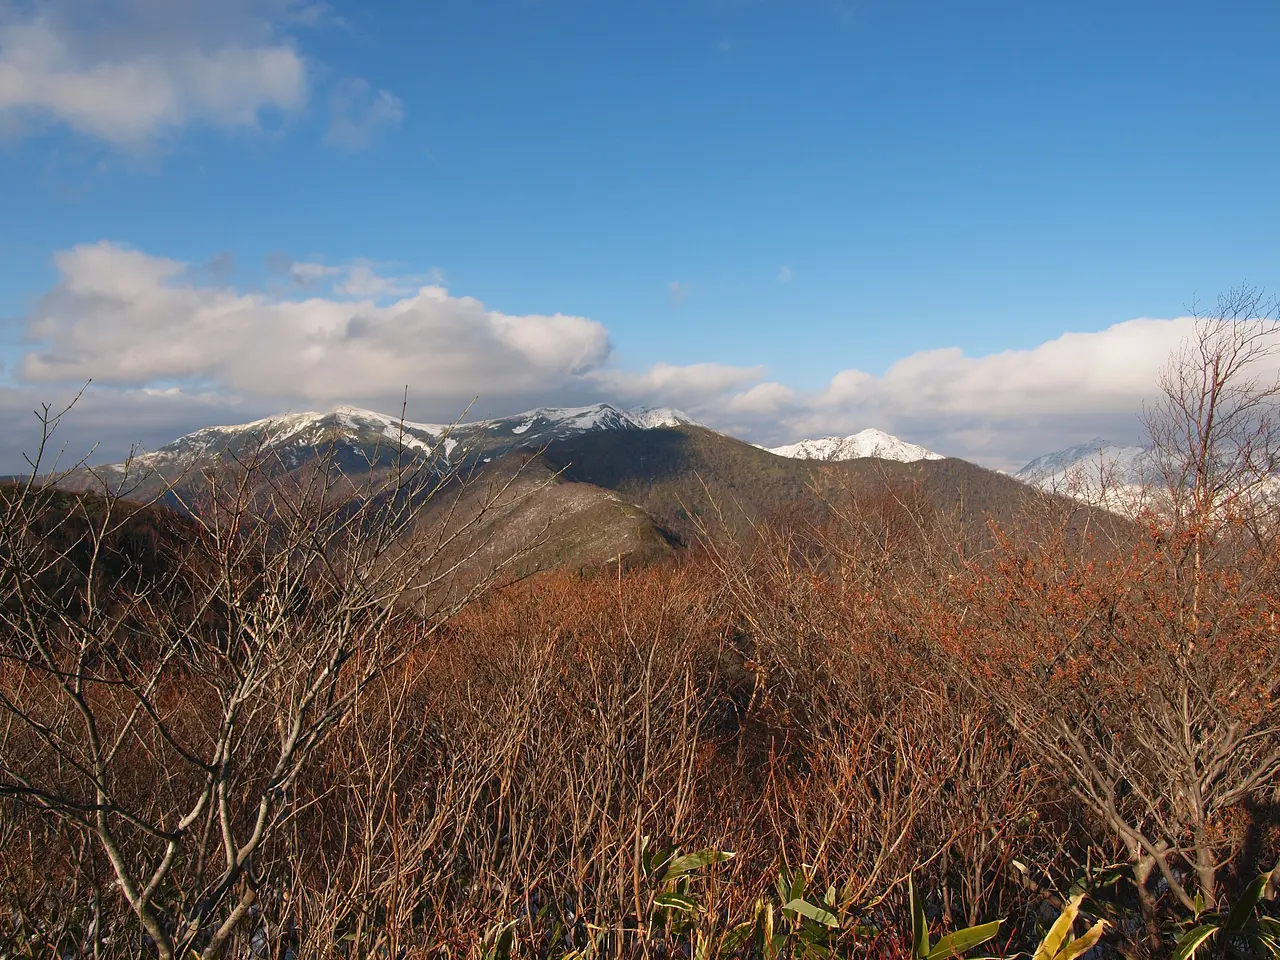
625;406;704;429
1014;439;1153;502
768;428;944;463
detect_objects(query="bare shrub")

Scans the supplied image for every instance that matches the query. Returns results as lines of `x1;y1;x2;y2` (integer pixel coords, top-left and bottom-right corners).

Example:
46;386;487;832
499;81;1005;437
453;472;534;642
938;291;1280;941
0;405;545;959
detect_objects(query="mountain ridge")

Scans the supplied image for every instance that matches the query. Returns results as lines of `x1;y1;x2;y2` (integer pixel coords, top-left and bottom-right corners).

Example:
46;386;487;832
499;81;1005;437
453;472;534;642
45;403;1130;576
76;402;946;479
768;428;944;463
86;402;704;478
1013;438;1153;509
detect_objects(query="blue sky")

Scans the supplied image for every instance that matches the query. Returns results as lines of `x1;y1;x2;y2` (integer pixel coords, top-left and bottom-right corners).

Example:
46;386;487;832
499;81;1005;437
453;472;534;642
3;0;1279;470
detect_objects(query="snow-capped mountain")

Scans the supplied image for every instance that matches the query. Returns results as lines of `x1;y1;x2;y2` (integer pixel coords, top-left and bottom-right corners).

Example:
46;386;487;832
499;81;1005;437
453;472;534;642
1013;438;1162;514
768;429;944;463
104;402;702;475
1014;439;1153;502
625;406;705;429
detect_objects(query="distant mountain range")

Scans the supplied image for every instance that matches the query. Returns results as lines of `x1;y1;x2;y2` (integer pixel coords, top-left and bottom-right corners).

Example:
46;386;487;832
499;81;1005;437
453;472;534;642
94;403;702;477
66;400;1164;515
80;403;943;482
54;402;1065;574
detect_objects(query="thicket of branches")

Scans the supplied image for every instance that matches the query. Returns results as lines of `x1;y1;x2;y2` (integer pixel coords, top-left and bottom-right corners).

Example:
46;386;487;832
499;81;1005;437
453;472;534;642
2;291;1279;958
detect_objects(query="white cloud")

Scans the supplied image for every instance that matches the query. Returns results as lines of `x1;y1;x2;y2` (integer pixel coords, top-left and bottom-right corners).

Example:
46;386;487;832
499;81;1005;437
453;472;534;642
587;316;1227;471
0;1;398;151
287;259;341;285
22;242;612;411
725;318;1218;470
6;242;768;470
325;76;403;150
6;241;1238;474
596;361;765;408
0;1;310;146
333;261;429;298
274;257;437;298
726;381;795;415
778;265;793;283
0;382;257;478
813;318;1197;419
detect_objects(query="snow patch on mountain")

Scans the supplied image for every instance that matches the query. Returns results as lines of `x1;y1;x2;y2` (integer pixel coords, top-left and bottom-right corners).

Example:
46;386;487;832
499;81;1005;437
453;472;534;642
1013;439;1157;513
333;405;448;437
625;406;704;429
108;401;703;473
769;428;944;463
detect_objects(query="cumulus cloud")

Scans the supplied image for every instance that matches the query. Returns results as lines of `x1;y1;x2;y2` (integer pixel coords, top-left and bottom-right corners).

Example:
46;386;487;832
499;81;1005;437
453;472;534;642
577;316;1225;471
726;381;796;415
4;241;1232;475
814;319;1196;419
595;361;765;408
21;243;614;414
779;318;1212;468
0;0;399;150
333;261;432;298
0;0;313;145
679;317;1237;470
325;76;404;149
5;242;761;469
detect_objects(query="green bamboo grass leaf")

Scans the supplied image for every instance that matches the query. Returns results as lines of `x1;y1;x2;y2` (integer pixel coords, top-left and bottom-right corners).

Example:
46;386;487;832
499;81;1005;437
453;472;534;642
480;922;516;960
776;873;792;907
654;892;700;914
645;842;676;879
664;848;734;880
910;875;930;959
925;920;1002;959
1225;874;1271;934
1255;917;1280;957
1171;923;1219;960
783;898;840;928
719;921;756;954
791;871;807;904
839;878;856;907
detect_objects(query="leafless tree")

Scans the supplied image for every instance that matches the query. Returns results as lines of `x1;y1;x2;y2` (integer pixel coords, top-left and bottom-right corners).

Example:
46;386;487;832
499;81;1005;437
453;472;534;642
948;288;1280;936
0;401;546;959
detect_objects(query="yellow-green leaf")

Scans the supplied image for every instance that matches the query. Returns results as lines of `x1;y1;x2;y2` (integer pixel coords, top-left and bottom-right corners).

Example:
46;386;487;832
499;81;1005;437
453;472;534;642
1034;894;1083;960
